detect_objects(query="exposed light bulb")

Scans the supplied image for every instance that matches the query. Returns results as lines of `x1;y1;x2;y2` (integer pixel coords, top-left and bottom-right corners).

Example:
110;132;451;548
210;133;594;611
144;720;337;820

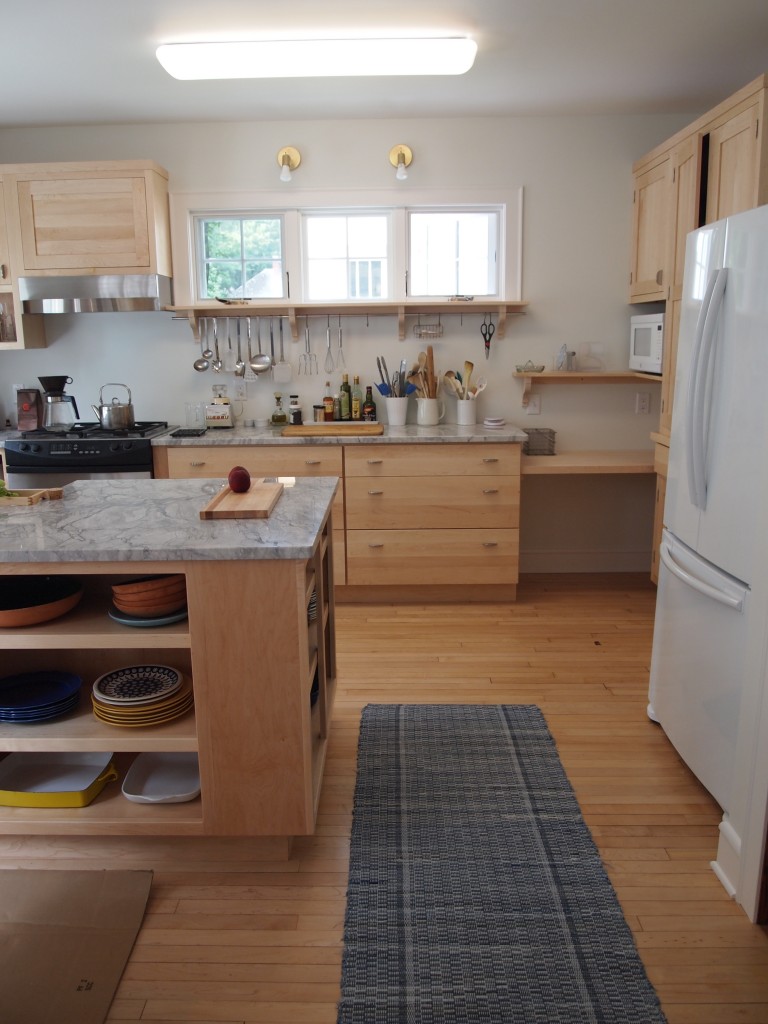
395;155;408;181
280;157;292;182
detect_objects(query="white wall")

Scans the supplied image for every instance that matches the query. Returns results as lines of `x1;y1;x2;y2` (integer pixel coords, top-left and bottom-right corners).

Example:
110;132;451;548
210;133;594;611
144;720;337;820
0;111;695;568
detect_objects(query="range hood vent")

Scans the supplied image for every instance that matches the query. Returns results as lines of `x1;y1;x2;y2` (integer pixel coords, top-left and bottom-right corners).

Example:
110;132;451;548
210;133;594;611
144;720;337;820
19;274;173;313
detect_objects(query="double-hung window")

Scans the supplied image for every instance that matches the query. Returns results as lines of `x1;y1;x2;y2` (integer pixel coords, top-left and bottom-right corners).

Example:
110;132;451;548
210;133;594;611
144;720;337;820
195;214;285;300
302;212;390;300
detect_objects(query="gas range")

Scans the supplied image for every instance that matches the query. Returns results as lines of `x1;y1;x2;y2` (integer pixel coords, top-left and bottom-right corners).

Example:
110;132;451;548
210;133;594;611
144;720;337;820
5;422;174;476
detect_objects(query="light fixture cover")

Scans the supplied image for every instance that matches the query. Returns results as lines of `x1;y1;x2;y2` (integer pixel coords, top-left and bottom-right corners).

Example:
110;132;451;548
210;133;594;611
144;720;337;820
156;37;477;80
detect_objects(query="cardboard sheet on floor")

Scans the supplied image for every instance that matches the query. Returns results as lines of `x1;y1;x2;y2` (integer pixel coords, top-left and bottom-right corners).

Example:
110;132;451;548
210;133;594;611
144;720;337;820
0;868;152;1024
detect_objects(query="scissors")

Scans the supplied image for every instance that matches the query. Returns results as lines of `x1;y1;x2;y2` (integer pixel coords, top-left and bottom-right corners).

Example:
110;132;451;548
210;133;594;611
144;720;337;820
481;315;495;360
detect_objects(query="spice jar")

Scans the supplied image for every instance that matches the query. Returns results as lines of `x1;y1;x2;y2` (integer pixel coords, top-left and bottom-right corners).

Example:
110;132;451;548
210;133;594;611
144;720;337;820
289;395;302;425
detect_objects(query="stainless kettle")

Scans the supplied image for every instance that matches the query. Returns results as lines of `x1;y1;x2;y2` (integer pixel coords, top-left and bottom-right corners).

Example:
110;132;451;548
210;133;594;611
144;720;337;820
91;383;135;430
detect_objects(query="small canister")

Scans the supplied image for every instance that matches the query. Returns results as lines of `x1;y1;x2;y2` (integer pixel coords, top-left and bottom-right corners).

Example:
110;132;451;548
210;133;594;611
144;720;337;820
289;395;302;425
313;404;325;423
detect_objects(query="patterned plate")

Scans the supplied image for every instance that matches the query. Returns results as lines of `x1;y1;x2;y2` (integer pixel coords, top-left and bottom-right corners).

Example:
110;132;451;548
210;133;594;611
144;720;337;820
92;665;182;704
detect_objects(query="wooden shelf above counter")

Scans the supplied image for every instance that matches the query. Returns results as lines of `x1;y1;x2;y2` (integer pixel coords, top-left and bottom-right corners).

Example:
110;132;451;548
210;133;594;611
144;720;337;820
167;299;528;342
512;370;661;406
521;450;655;475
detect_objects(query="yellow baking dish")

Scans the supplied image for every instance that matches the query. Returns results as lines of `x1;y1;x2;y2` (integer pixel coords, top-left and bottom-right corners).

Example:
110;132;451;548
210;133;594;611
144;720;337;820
0;752;118;807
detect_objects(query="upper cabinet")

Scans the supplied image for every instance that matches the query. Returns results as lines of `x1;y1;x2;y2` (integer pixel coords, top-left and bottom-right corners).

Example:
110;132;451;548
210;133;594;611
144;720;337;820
705;100;763;223
0;182;9;285
629;153;672;302
2;160;172;277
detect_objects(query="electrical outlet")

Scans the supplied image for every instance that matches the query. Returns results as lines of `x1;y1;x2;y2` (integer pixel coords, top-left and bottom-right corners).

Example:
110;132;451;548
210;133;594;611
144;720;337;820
233;381;247;401
634;391;650;415
526;394;541;415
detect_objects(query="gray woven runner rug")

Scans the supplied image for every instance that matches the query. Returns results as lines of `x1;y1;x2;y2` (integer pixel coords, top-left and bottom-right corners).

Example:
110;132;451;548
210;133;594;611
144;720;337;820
338;704;667;1023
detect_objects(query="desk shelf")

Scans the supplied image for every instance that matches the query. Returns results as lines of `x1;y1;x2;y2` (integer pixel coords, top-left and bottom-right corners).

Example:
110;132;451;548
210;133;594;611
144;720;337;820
513;370;661;407
521;450;655;475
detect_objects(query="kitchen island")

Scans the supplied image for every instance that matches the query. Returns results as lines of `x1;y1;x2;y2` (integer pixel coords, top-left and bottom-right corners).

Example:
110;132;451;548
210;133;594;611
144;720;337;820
0;477;337;850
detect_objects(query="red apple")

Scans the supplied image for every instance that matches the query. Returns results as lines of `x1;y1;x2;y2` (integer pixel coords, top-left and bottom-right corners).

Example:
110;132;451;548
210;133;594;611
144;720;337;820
228;466;251;493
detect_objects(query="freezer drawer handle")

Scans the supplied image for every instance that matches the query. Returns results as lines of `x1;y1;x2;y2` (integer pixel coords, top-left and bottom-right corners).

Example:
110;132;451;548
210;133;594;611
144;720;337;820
660;541;744;611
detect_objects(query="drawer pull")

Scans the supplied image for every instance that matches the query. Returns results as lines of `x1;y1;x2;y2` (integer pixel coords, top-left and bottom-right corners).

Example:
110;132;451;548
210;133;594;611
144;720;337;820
366;458;384;465
482;457;499;463
305;459;321;465
0;264;6;280
368;542;385;549
482;488;499;495
367;489;384;496
190;461;206;467
482;541;498;548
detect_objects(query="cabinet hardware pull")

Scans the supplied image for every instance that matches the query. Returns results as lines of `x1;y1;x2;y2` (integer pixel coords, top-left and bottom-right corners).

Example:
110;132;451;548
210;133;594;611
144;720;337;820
305;459;321;465
0;264;6;279
482;541;498;548
368;542;384;548
190;461;206;467
655;269;664;285
367;489;384;495
482;488;499;495
482;457;499;463
366;459;384;464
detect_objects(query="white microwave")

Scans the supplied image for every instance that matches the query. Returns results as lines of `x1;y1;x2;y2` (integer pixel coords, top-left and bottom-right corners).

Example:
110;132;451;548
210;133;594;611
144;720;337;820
629;313;664;374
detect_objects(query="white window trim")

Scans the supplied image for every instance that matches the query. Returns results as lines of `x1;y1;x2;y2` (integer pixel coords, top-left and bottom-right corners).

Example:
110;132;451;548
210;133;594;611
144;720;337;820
169;187;523;307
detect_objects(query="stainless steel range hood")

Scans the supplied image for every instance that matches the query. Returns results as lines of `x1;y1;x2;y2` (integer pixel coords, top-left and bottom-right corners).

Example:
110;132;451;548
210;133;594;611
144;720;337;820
19;274;173;313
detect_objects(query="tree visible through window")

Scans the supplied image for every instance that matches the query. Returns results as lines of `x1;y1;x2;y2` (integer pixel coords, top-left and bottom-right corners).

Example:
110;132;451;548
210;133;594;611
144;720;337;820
196;216;284;299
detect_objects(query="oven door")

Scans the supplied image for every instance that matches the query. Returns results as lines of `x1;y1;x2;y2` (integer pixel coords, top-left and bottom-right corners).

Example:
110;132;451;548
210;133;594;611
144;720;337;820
5;469;152;489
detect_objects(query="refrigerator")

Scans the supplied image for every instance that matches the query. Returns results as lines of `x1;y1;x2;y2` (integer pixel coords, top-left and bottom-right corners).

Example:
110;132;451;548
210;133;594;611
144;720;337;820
648;204;768;913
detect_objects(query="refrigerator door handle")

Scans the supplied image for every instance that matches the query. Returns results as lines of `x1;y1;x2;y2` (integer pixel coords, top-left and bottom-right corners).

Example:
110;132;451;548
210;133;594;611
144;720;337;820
660;537;744;611
685;267;728;510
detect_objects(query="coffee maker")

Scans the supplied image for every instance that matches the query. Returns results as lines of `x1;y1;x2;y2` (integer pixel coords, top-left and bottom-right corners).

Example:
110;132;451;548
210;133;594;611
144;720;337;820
38;375;80;432
16;388;44;431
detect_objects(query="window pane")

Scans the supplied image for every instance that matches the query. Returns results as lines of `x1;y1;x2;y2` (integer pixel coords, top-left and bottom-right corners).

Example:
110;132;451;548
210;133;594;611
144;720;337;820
304;213;390;300
409;211;498;297
196;216;284;299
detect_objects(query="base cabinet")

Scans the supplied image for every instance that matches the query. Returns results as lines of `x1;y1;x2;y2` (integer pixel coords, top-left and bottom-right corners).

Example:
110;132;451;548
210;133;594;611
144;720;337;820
0;525;335;837
344;443;520;587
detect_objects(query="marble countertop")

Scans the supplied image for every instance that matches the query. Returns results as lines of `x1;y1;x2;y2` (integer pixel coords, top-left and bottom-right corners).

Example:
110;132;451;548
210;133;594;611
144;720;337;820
153;423;527;446
0;477;338;564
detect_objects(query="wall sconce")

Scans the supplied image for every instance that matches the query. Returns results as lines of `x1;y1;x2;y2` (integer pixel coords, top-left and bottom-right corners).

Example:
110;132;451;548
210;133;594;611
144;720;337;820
277;147;301;182
389;145;413;182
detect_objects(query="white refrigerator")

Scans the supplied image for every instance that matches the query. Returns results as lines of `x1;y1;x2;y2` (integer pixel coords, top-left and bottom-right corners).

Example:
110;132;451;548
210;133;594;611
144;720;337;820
648;203;768;917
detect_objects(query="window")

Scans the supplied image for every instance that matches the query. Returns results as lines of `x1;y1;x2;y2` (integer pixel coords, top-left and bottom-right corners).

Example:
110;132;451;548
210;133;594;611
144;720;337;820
303;213;390;300
195;215;285;299
408;209;499;297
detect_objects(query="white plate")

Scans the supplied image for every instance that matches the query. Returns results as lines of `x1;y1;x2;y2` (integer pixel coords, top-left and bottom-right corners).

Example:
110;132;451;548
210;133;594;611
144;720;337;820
93;665;182;703
121;752;201;803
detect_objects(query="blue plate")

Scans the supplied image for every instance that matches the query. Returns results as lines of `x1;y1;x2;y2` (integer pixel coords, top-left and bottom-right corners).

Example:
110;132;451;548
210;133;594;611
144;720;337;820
0;694;80;723
108;605;188;628
0;671;82;713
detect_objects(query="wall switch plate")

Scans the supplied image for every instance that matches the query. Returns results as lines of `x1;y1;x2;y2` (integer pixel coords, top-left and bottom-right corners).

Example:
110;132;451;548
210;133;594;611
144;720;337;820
634;391;650;415
233;381;248;401
526;394;541;415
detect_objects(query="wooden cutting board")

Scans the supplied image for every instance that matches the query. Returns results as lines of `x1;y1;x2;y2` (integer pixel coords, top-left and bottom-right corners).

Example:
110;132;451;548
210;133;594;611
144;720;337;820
199;480;284;519
0;487;64;506
281;422;384;436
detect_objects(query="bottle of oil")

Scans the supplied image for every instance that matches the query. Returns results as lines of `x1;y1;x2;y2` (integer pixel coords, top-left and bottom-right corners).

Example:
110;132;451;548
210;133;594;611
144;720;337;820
271;392;287;426
340;373;352;420
351;375;363;420
362;385;377;422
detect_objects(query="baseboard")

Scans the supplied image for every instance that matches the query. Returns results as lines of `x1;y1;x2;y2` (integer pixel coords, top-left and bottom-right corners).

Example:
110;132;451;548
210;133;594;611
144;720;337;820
519;548;652;573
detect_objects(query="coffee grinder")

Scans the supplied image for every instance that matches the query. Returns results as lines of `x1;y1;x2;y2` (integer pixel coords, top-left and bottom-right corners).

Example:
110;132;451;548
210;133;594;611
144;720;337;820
16;387;44;431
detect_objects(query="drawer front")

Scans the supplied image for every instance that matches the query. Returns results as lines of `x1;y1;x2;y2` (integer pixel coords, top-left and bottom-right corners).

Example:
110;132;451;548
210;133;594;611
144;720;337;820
346;476;519;530
333;529;346;585
165;446;344;516
347;529;519;585
345;443;520;478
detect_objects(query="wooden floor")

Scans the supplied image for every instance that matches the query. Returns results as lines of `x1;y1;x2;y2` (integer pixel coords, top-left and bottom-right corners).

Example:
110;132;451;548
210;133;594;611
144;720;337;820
2;573;767;1023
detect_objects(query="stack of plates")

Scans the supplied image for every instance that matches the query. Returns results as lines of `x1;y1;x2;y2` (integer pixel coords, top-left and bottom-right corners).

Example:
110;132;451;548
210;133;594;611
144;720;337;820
483;416;506;429
91;665;193;728
0;671;81;724
308;589;318;624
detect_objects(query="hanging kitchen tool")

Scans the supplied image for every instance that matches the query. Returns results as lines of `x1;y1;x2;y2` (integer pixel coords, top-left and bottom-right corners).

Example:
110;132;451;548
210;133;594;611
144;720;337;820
193;332;210;372
274;317;292;384
413;315;443;338
212;319;223;372
335;316;346;370
248;318;271;375
234;319;246;377
481;315;495;360
201;317;213;359
324;316;335;374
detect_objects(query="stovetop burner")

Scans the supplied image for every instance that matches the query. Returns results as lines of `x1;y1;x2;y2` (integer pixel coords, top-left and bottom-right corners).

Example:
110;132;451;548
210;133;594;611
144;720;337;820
20;421;169;440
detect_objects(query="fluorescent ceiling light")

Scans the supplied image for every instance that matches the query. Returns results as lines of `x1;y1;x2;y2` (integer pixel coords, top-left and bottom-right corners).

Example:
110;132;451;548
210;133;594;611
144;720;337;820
156;37;477;80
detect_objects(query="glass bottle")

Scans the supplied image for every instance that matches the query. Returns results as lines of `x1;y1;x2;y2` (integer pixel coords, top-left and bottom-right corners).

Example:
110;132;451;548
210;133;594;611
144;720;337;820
271;392;287;426
351;375;363;420
362;385;377;422
323;381;334;421
288;395;302;425
339;373;351;420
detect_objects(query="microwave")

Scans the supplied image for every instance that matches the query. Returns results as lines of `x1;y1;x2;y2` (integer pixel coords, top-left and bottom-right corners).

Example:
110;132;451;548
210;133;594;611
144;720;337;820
629;313;664;374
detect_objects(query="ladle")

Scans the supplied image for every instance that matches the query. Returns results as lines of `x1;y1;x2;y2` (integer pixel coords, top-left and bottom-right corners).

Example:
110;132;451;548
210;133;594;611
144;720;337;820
193;331;210;372
248;317;272;375
212;319;223;373
234;319;246;377
201;317;213;359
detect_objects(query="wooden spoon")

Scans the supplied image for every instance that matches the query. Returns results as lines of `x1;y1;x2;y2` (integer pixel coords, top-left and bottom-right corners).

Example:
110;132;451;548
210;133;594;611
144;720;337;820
463;360;474;400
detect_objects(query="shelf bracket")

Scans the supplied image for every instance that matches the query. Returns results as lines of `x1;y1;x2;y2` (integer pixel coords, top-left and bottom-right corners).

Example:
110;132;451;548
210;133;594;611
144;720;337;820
397;306;406;340
520;375;532;407
496;306;508;339
288;306;298;341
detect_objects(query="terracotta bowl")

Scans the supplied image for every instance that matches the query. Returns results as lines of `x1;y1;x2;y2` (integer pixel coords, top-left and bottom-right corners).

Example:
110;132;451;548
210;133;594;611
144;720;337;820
0;576;83;628
112;574;185;597
112;596;187;618
112;581;186;604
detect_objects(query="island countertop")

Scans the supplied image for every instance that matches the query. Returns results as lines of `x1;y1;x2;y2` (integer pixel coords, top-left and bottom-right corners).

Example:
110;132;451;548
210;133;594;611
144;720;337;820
0;476;338;563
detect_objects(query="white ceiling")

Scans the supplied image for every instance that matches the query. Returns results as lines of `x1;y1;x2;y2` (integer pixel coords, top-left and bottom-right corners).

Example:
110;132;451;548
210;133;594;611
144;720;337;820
4;0;768;128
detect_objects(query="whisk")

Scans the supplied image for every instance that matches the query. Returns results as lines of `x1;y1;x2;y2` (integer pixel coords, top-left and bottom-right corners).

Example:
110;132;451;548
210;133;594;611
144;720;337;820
324;316;335;374
335;316;346;370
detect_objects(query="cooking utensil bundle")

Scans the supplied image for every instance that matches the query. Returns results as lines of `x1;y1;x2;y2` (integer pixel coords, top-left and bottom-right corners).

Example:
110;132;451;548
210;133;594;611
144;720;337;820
443;362;487;400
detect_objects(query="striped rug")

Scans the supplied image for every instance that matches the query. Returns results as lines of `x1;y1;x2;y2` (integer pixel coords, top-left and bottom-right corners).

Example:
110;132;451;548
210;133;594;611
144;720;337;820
338;704;667;1023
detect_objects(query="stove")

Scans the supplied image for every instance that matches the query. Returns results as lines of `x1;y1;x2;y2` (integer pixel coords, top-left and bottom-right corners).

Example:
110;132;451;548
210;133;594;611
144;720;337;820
5;422;175;484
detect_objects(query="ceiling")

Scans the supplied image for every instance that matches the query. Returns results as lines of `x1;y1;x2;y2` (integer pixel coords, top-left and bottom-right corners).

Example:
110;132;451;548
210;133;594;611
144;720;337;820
4;0;768;128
